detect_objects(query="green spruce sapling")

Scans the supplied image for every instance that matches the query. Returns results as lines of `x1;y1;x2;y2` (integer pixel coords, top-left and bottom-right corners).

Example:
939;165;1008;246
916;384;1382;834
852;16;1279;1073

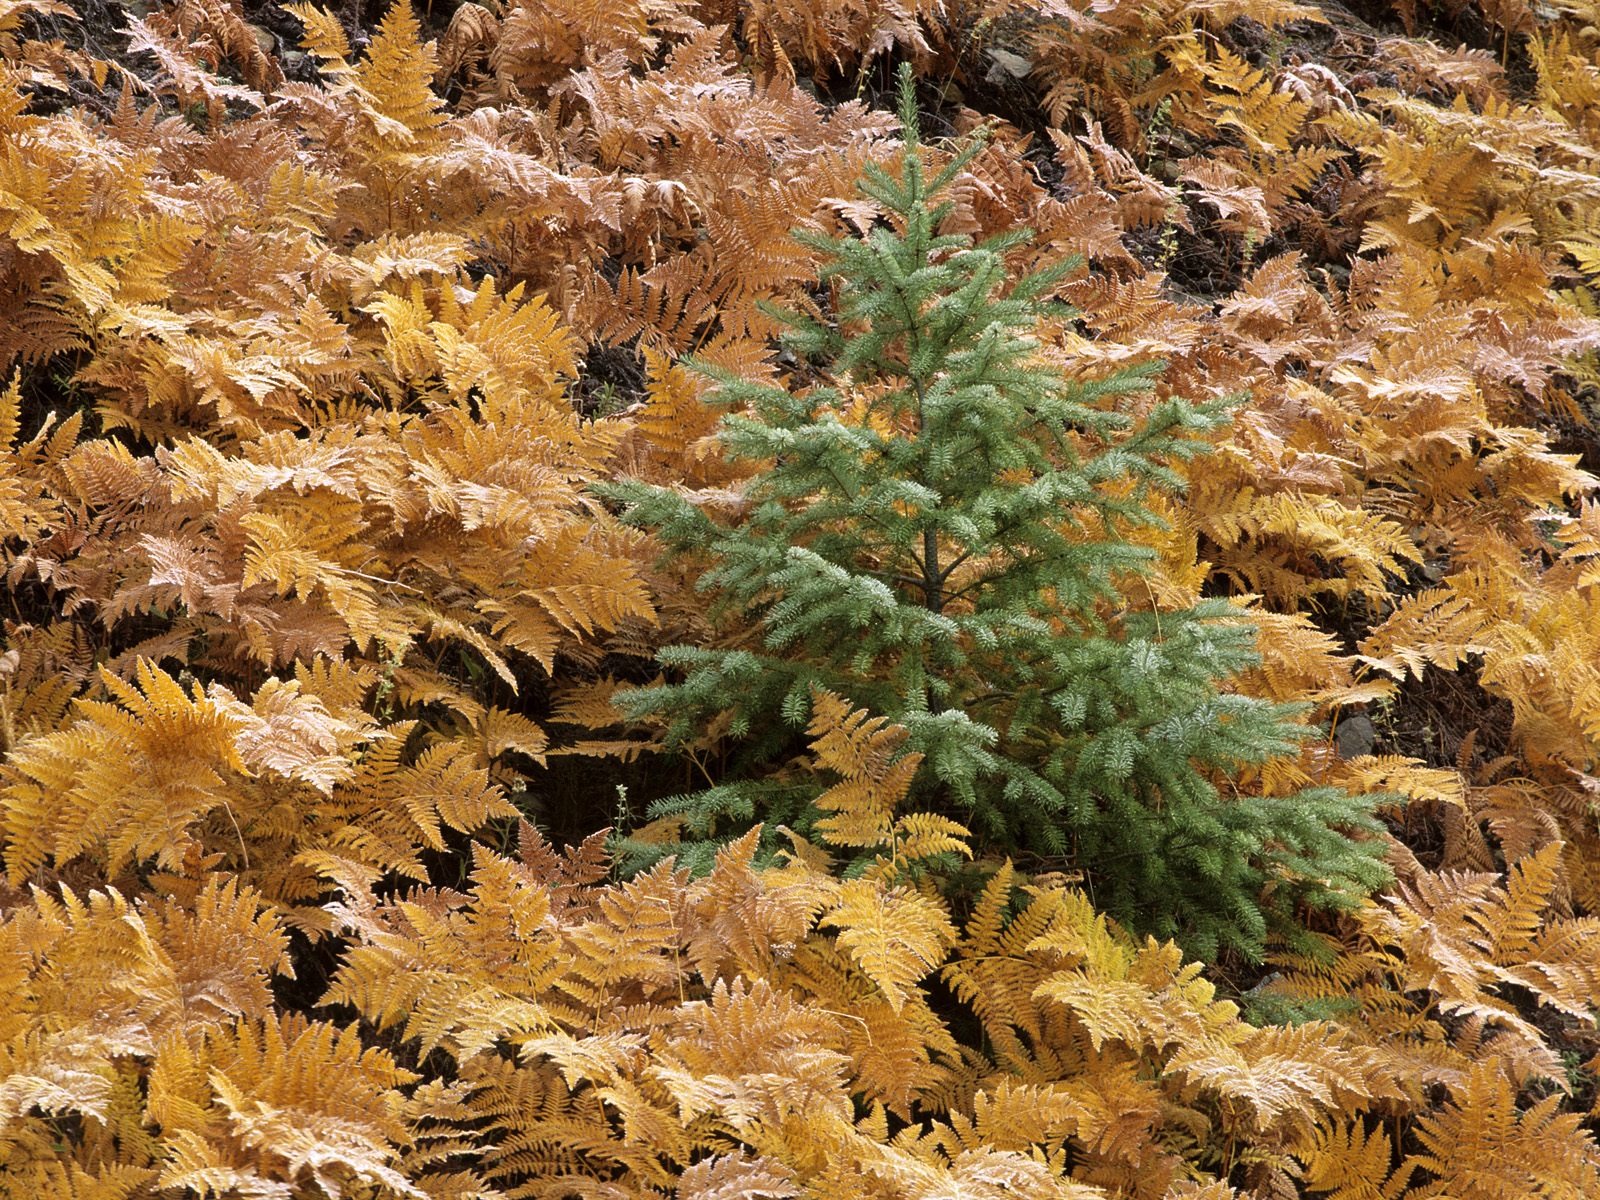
598;69;1389;959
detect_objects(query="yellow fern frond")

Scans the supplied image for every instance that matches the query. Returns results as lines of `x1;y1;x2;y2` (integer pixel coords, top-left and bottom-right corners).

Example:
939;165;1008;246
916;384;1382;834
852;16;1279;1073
820;879;955;1013
1;660;244;880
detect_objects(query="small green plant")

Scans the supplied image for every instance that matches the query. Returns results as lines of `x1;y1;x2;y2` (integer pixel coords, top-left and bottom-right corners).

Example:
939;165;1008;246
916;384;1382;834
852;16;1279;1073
599;67;1389;959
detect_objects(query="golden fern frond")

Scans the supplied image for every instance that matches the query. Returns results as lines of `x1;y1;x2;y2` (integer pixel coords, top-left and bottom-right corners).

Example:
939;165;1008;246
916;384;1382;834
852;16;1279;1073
1;660;244;881
960;860;1017;959
353;3;448;148
311;733;519;877
947;1078;1087;1158
1356;588;1489;680
819;878;955;1014
1205;491;1422;601
1472;841;1562;965
1404;1061;1600;1198
943;869;1062;1048
0;1028;117;1127
145;875;294;1027
323;843;561;1058
144;0;283;94
676;1152;800;1200
0;874;294;1148
124;15;265;111
1179;159;1272;242
556;858;688;1019
651;975;850;1132
449;1052;619;1187
783;933;956;1116
588;255;721;354
1329;756;1465;810
1198;44;1314;154
283;1;351;68
1553;498;1600;588
1298;1120;1414;1200
1170;1020;1386;1138
0;371;65;539
684;827;837;982
210;676;373;794
890;812;972;866
147;1014;420;1199
620;347;730;482
806;687;919;852
1163;1184;1244;1200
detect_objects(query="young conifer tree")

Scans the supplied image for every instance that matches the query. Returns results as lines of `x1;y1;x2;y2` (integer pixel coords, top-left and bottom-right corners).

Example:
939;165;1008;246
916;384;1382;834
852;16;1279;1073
601;70;1389;959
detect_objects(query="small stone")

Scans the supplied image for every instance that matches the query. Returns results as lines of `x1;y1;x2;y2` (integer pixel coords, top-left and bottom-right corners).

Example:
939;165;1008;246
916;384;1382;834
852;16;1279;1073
986;48;1032;79
250;23;276;56
1335;714;1376;760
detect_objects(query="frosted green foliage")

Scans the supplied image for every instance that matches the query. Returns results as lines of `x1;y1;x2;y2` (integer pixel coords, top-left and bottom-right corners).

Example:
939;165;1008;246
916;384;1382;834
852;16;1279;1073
597;69;1389;960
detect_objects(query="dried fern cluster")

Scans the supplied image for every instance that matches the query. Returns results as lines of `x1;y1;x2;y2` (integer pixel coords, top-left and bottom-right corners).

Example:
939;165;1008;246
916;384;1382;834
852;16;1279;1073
3;0;1600;1194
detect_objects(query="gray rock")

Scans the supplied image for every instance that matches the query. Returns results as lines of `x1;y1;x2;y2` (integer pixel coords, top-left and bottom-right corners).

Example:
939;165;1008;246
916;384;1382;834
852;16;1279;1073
1335;714;1376;759
986;48;1032;81
249;23;276;56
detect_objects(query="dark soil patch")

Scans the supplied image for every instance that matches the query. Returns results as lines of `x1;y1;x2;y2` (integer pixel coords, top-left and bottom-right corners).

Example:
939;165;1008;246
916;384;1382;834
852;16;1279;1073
1543;380;1600;479
575;341;648;420
1370;662;1516;771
